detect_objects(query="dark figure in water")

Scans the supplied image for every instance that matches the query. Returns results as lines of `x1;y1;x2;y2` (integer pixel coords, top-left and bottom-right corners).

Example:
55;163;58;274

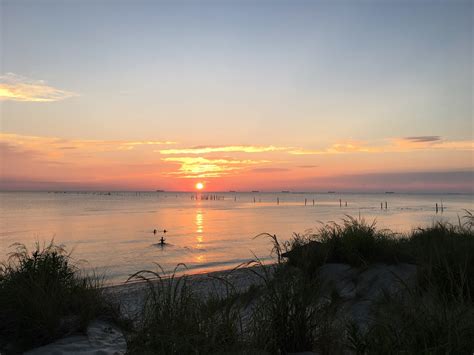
160;236;166;245
153;229;157;234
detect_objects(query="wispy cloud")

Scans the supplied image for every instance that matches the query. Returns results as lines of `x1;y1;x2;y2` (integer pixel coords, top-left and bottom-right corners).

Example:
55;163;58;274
0;133;175;153
158;136;472;160
159;145;289;155
391;137;473;151
289;140;373;155
403;136;442;143
0;73;78;102
290;137;473;155
163;156;270;178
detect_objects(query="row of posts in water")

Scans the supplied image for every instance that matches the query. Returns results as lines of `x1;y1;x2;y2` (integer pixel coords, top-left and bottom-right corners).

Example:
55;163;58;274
191;194;225;201
190;194;445;212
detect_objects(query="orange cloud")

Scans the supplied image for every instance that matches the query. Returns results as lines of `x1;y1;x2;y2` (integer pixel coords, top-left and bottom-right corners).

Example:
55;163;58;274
1;133;472;191
0;133;175;154
0;73;78;102
289;138;473;155
159;145;289;155
289;140;373;155
162;156;271;178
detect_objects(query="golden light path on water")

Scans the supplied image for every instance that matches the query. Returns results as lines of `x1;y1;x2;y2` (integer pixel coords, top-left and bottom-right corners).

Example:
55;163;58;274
195;208;205;264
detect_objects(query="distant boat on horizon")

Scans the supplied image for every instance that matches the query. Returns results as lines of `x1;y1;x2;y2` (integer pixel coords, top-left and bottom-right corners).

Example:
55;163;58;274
156;190;165;192
327;191;336;194
281;190;290;193
385;191;395;194
252;190;260;193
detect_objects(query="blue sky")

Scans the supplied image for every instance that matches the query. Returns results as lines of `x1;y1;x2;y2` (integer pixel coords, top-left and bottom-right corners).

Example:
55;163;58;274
0;0;472;191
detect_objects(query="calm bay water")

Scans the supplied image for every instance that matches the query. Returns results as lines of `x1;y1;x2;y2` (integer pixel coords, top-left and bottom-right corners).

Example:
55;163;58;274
1;191;472;284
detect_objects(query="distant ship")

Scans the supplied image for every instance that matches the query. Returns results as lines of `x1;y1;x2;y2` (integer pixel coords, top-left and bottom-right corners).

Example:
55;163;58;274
252;190;260;193
385;191;395;194
229;190;236;193
156;190;165;192
327;191;336;194
281;190;290;193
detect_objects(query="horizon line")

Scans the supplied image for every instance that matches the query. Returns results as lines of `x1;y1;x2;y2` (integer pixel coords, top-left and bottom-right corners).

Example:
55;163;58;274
1;189;472;195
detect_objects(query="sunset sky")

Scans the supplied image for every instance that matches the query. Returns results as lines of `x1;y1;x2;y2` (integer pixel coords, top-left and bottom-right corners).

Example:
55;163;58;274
1;0;472;192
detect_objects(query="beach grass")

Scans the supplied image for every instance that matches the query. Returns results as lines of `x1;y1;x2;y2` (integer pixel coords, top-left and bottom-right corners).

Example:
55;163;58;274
126;264;246;354
282;215;411;276
247;262;344;354
0;241;120;353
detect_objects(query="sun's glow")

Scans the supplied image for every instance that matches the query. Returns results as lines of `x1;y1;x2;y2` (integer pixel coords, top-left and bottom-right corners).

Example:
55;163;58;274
195;182;204;190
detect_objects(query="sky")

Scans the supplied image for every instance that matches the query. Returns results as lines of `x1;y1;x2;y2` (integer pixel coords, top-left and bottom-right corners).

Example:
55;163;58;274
0;0;472;192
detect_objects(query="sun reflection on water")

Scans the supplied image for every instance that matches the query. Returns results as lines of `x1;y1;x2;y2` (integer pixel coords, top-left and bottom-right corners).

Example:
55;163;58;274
196;209;203;234
195;209;205;259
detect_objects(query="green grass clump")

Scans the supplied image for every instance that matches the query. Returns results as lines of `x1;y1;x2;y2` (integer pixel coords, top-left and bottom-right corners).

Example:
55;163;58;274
0;241;118;353
410;221;474;299
283;216;409;276
126;265;245;354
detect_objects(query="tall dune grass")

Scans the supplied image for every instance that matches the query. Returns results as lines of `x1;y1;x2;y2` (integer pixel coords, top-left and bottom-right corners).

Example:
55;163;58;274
0;241;119;352
247;263;343;354
126;264;246;354
281;214;474;354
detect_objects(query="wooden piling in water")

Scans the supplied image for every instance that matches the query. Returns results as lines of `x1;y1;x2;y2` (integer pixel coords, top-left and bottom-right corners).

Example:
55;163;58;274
277;197;280;205
312;199;315;206
339;199;342;207
385;201;387;210
436;203;438;213
305;198;307;206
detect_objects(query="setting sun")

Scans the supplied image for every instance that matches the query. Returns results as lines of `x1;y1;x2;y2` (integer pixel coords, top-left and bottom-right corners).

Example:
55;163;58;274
195;182;204;190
